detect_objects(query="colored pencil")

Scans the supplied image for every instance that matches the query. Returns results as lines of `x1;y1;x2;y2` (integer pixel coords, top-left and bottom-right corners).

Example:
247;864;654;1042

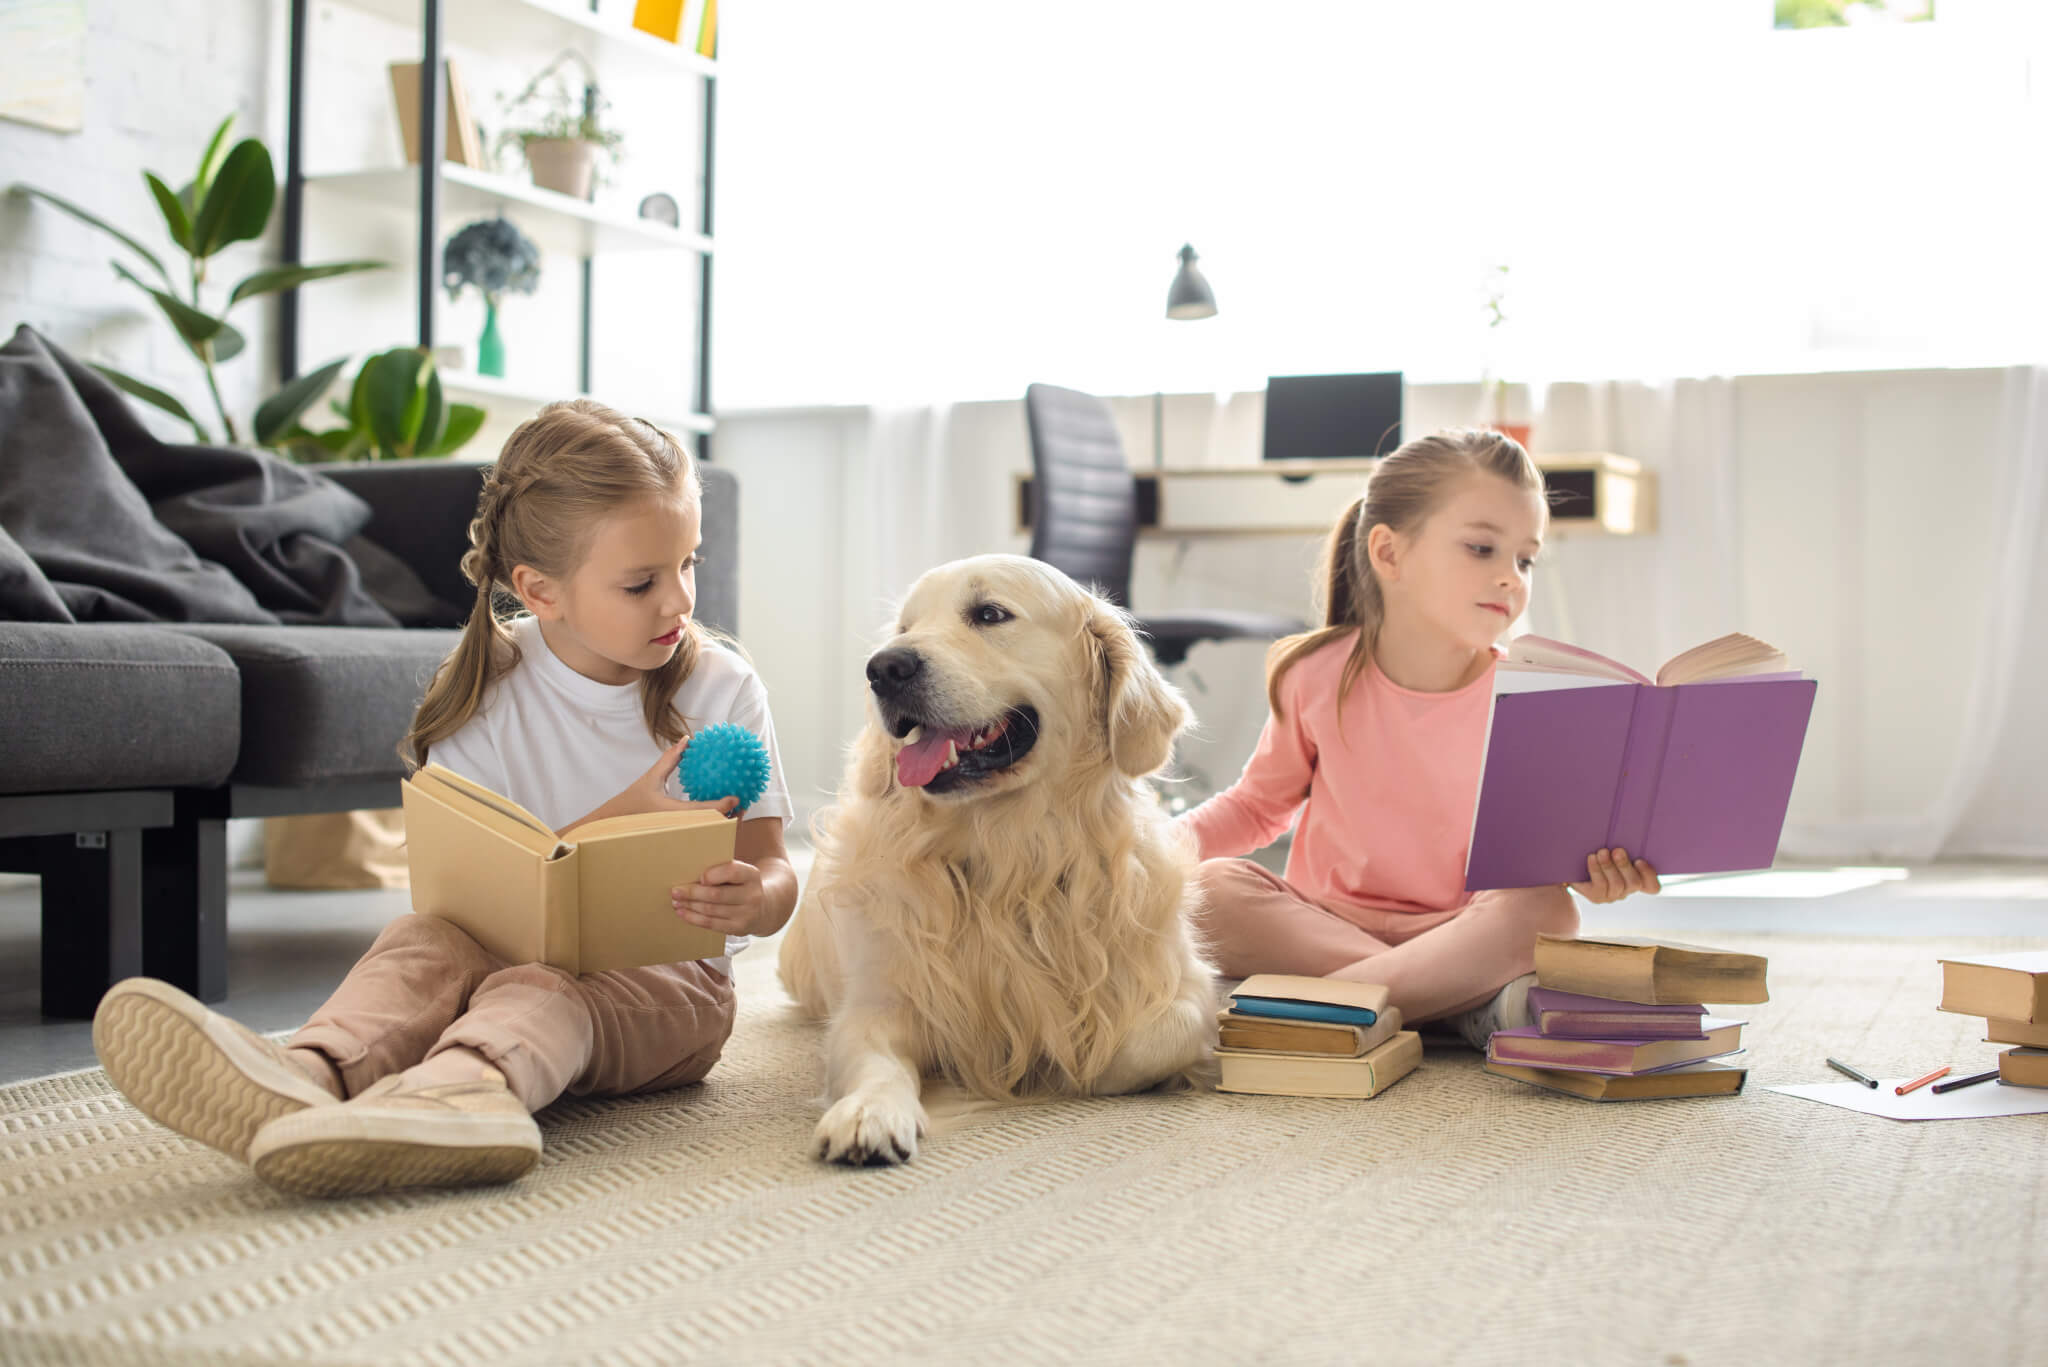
1895;1066;1950;1096
1931;1068;2000;1094
1826;1057;1878;1089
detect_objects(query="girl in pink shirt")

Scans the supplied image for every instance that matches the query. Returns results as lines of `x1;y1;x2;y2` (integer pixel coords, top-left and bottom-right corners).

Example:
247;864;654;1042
1177;429;1661;1047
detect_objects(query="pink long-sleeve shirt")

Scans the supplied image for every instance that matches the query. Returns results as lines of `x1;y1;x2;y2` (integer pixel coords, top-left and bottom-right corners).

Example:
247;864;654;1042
1179;632;1502;920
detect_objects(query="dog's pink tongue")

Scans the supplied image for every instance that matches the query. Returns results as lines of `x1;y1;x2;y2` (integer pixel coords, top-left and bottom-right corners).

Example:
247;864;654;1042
896;727;973;788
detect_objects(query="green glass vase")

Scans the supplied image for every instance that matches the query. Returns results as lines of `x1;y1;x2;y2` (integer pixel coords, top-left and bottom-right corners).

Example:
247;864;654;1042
477;297;505;378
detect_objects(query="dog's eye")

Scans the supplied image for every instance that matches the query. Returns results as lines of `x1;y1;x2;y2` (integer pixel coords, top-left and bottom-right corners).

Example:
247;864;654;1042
970;603;1011;627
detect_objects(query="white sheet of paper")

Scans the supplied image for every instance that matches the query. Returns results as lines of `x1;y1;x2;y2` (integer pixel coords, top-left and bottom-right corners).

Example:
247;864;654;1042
1766;1078;2048;1121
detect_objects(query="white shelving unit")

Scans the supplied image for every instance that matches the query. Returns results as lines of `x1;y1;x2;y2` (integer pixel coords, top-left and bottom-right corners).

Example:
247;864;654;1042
304;164;715;258
438;369;716;433
342;0;716;81
279;0;719;447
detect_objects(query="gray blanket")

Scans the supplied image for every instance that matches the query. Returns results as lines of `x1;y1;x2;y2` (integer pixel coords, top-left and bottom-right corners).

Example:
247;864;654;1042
0;325;457;627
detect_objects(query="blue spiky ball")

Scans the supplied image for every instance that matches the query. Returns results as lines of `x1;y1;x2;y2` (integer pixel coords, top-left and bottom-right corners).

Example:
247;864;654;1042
678;723;771;809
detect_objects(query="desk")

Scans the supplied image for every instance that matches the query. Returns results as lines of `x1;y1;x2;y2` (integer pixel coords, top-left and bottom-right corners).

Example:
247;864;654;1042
1016;453;1656;538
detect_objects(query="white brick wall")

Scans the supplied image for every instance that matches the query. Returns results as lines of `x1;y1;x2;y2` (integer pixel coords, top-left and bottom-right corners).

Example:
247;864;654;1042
4;1;276;866
1;0;278;440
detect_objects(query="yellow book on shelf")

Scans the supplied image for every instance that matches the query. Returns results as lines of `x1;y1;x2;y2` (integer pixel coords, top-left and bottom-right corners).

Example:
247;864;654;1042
695;0;718;58
401;763;732;975
633;0;686;42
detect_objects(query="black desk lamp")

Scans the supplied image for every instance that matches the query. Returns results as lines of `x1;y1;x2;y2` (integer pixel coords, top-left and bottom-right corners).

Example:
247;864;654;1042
1156;243;1217;467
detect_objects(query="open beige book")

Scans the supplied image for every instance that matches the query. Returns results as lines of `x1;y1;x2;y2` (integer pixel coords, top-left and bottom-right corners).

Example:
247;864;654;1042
1500;632;1790;687
401;763;735;975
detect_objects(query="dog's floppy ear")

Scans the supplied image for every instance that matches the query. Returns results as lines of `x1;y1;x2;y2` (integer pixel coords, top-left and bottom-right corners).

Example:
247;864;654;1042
1086;597;1191;777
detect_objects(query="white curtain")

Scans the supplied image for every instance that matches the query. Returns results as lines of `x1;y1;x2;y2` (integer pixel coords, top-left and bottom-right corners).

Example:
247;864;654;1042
1520;378;1745;669
1927;367;2048;858
1528;372;2048;861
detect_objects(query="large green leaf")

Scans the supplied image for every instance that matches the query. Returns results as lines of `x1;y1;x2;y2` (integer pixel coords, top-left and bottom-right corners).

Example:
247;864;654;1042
143;174;192;252
229;259;384;307
10;185;172;288
414;368;447;457
89;363;209;441
397;355;434;452
193;114;234;204
361;349;426;455
322;428;368;459
208;322;246;364
112;261;225;349
345;362;372;430
189;140;274;258
254;355;349;446
429;403;488;457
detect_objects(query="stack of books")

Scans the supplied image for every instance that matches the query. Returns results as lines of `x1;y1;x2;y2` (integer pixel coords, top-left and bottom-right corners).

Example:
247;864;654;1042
1214;975;1421;1099
1936;951;2048;1089
1483;935;1769;1101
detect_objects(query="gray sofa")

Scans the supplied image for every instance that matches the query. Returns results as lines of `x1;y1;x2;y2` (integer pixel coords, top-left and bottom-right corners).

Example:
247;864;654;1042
0;459;740;1019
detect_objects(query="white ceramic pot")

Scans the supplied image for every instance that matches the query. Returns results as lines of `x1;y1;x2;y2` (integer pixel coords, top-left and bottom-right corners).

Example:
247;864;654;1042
525;138;598;200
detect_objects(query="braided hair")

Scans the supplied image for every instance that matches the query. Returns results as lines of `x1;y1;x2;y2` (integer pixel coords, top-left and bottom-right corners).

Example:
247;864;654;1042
401;399;706;769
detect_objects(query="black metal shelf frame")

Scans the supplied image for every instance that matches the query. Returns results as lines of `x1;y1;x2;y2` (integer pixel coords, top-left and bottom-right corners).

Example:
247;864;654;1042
277;0;717;457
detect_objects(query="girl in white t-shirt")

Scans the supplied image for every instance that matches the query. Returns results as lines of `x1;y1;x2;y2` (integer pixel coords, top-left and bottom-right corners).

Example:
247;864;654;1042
93;399;797;1198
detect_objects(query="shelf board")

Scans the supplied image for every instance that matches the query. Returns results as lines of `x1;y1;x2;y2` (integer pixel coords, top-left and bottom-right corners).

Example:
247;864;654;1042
305;164;712;257
342;0;716;80
441;371;716;434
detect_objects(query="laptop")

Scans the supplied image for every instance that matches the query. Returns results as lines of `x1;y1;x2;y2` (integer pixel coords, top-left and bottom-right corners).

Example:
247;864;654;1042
1262;372;1403;462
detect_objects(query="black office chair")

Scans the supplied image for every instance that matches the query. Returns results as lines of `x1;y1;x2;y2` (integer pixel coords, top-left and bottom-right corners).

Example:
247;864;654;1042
1023;382;1307;668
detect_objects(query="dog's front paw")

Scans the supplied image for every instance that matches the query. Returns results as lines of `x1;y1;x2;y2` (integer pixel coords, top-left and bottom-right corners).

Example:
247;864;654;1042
814;1091;923;1166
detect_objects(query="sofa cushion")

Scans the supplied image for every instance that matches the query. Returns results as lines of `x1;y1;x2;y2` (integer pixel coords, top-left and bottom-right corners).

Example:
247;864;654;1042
168;626;460;786
0;624;240;794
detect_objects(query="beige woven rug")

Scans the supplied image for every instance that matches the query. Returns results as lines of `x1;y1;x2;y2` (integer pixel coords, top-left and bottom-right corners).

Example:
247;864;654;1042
4;932;2045;1367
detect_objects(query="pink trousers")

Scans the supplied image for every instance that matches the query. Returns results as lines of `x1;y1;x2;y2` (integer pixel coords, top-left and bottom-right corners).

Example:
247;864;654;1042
1191;858;1580;1022
289;914;736;1113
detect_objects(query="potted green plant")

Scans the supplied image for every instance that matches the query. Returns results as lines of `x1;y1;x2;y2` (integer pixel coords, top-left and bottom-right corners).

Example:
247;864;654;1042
10;114;385;447
496;51;624;201
273;347;487;463
443;217;541;378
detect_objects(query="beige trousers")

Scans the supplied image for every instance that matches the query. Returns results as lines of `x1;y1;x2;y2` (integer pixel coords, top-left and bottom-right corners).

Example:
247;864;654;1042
290;914;736;1113
1191;857;1580;1023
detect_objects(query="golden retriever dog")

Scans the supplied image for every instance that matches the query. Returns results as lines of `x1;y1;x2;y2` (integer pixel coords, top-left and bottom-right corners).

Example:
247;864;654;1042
777;554;1216;1165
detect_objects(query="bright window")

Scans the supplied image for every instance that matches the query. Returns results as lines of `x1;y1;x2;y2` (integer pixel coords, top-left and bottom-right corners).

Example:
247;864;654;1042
714;0;2048;408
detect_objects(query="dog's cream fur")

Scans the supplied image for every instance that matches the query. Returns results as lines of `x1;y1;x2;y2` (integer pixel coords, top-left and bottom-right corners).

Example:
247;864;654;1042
778;555;1217;1165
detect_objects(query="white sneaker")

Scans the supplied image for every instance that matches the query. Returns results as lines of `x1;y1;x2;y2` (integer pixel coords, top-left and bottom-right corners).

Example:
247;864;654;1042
93;977;340;1162
249;1068;541;1198
1444;973;1539;1053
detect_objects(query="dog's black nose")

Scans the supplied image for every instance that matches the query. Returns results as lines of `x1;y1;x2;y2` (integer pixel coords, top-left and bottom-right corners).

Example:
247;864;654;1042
866;646;923;695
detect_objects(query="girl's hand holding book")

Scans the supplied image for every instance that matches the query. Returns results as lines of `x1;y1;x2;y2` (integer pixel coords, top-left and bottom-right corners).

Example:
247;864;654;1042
1567;847;1662;904
672;859;771;935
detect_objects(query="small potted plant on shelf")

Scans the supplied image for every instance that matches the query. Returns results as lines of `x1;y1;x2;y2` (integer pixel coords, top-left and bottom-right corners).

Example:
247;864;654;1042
443;216;540;379
496;50;624;201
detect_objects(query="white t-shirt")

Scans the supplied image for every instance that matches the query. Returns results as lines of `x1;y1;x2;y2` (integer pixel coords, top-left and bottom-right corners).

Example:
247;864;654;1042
426;614;794;977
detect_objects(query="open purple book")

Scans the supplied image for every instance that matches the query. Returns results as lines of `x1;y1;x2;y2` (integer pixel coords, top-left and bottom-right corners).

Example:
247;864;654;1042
1464;635;1818;892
